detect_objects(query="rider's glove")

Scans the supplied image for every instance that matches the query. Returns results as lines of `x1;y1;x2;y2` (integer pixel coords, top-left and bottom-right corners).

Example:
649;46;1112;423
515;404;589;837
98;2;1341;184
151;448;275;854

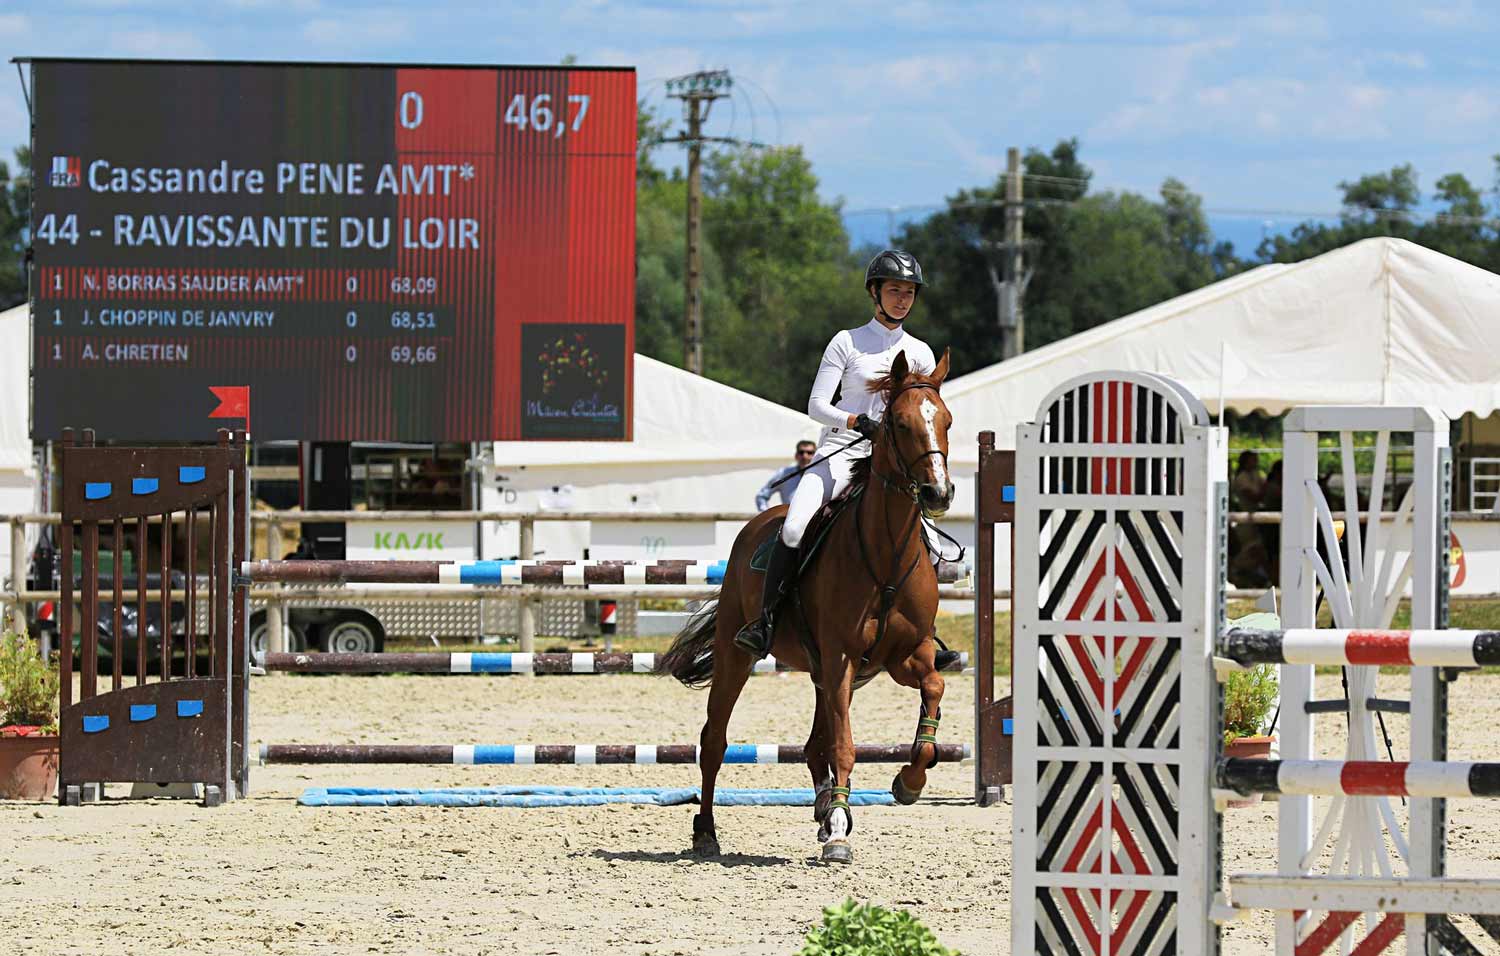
853;414;880;441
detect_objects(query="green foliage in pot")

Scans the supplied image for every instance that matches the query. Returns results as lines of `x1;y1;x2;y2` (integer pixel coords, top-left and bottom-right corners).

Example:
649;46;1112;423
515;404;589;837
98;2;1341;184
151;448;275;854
1223;662;1277;745
0;628;59;733
800;898;960;956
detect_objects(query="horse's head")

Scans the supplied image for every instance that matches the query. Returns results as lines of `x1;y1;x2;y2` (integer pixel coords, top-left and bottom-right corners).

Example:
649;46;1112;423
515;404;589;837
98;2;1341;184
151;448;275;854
871;348;955;518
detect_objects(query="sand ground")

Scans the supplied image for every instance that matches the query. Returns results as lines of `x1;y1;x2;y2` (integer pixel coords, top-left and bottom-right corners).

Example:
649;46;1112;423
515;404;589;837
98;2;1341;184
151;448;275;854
4;670;1500;956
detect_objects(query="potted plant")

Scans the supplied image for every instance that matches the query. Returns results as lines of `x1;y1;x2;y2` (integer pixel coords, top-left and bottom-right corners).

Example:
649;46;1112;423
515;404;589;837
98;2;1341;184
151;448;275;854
0;627;61;801
1222;659;1277;807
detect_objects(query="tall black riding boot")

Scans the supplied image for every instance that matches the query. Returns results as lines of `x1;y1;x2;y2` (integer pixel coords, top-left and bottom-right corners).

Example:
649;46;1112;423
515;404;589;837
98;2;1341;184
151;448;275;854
734;539;797;659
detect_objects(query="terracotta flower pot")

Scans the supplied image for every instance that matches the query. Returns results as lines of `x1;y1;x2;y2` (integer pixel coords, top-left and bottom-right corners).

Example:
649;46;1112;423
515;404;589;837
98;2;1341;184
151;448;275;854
1223;735;1274;809
0;733;60;801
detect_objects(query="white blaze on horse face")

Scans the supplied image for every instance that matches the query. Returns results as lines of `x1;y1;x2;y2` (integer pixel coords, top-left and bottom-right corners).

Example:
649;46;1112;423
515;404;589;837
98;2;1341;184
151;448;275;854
919;397;948;487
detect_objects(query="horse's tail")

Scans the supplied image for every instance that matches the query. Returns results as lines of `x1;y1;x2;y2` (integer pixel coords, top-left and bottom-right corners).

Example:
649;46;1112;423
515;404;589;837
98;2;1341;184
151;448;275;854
655;597;720;687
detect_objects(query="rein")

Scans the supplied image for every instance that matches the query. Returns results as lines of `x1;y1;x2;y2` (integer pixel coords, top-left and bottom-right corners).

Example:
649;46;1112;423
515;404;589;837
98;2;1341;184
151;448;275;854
764;439;867;493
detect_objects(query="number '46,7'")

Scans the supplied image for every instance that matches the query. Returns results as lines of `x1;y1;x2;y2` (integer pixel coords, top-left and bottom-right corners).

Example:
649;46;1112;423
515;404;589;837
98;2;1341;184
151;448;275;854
504;94;590;133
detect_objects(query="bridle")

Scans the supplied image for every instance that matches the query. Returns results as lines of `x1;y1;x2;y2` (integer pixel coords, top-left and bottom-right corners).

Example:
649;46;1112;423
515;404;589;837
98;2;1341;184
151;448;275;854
870;382;950;514
849;379;952;666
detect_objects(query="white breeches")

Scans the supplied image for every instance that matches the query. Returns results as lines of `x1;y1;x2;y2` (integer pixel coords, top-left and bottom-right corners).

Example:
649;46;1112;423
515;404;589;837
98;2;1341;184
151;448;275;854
780;443;860;547
779;441;945;568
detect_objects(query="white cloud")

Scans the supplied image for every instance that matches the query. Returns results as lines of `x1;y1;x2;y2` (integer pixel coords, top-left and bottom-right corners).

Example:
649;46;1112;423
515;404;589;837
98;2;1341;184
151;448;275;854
0;14;30;39
110;28;214;58
1416;2;1479;28
935;119;1005;181
1367;51;1429;69
226;0;320;9
300;15;410;48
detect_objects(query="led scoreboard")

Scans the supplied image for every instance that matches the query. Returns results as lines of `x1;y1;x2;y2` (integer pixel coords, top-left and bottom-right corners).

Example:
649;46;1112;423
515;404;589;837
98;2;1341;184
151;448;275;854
27;59;636;441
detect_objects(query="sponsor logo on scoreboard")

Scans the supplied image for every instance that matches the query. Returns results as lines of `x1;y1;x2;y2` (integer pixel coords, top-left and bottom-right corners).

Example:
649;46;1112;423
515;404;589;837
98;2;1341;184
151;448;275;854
521;324;626;439
50;156;81;188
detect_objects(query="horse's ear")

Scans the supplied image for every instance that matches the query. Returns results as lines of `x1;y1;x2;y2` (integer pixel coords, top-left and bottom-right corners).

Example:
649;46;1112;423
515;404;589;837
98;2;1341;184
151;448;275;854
889;350;910;385
931;348;950;386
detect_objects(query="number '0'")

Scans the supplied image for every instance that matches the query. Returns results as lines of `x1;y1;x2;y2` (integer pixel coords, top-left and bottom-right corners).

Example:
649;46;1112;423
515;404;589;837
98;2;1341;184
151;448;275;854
399;92;424;130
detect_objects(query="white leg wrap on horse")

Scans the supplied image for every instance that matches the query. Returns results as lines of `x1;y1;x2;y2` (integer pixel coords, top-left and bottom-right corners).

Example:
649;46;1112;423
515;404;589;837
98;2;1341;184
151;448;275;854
827;807;850;841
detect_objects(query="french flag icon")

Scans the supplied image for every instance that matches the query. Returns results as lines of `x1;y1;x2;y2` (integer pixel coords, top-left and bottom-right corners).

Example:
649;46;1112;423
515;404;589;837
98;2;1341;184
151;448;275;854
50;156;80;187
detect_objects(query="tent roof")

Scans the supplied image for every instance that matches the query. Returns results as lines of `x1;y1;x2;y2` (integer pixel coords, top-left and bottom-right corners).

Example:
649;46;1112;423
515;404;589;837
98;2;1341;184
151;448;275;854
493;352;818;466
943;237;1500;455
0;304;29;472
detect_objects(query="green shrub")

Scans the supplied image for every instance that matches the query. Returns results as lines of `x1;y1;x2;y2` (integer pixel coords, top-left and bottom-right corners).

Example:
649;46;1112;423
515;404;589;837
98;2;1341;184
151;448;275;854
0;629;59;732
799;899;959;956
1223;663;1277;744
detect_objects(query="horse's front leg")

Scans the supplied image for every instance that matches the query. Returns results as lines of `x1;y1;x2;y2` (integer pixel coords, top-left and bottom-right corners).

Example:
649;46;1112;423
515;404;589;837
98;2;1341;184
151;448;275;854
887;640;946;805
806;686;838;840
818;651;858;865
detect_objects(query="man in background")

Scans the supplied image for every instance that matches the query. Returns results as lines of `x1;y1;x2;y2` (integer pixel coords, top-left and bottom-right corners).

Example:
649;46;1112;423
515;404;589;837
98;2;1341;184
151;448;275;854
755;440;816;511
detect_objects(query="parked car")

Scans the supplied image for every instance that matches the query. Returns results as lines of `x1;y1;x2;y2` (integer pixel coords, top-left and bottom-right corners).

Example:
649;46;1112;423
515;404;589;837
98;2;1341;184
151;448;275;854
248;606;385;658
28;538;191;674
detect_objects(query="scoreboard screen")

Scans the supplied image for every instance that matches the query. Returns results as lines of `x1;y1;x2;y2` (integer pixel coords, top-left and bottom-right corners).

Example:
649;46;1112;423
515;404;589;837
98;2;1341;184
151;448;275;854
27;59;636;442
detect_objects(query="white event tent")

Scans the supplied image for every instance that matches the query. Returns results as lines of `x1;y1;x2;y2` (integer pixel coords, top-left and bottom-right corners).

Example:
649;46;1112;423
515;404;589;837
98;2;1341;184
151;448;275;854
944;237;1500;465
481;353;820;559
0;304;37;588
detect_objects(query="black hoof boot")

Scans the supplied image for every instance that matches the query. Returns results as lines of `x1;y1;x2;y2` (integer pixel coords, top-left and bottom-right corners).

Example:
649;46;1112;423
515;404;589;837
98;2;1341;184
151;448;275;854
692;812;720;857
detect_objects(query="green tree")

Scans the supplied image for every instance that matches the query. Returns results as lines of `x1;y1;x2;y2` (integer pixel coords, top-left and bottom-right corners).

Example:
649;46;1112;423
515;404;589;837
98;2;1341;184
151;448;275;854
894;139;1236;373
1256;160;1500;270
634;172;740;367
0;146;30;309
1339;163;1420;214
698;146;862;405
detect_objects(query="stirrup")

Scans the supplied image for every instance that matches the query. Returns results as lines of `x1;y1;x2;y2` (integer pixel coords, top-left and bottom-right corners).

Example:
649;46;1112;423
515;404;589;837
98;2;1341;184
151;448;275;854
734;617;773;660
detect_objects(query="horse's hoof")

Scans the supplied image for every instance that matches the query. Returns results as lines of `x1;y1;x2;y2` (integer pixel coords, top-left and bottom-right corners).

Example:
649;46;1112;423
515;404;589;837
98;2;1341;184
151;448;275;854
821;840;853;865
891;772;922;806
817;818;831;843
693;831;720;857
692;812;719;857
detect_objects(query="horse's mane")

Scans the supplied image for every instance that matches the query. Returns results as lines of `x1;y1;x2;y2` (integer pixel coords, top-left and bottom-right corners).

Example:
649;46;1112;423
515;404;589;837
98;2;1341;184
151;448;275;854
844;366;945;492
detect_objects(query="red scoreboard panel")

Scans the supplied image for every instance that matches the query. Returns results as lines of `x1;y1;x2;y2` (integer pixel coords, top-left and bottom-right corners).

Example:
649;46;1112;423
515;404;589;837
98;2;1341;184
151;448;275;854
27;59;636;441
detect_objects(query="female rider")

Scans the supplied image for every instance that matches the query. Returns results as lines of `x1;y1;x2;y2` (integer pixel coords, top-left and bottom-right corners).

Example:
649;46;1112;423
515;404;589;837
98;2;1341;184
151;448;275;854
735;250;936;659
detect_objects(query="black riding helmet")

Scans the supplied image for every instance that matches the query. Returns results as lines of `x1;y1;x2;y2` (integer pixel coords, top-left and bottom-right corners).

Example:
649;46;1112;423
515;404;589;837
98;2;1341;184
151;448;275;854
865;250;924;324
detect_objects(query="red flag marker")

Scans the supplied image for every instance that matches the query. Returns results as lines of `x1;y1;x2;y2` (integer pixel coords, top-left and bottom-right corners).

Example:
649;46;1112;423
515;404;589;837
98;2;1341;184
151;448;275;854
209;386;251;437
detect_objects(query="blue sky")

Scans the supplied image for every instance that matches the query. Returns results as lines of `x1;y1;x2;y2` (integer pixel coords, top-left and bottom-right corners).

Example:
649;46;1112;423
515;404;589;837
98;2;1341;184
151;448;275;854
3;1;1498;259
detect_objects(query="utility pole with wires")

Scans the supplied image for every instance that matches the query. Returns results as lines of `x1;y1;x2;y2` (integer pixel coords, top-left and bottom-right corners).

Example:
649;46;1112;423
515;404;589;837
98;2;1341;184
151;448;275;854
662;69;738;376
984;147;1033;361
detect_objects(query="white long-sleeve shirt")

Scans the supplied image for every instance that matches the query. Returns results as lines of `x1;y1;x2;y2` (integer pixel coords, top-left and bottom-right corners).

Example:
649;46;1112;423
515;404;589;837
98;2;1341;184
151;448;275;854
807;318;936;454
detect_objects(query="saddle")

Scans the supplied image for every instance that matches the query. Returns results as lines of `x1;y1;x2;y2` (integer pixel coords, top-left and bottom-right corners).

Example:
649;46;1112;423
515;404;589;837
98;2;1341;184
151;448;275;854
748;487;959;682
749;486;891;686
749;484;864;579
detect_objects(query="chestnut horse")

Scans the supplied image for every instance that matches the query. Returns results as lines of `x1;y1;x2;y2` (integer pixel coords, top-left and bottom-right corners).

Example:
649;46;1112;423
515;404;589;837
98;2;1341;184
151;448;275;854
658;349;955;864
